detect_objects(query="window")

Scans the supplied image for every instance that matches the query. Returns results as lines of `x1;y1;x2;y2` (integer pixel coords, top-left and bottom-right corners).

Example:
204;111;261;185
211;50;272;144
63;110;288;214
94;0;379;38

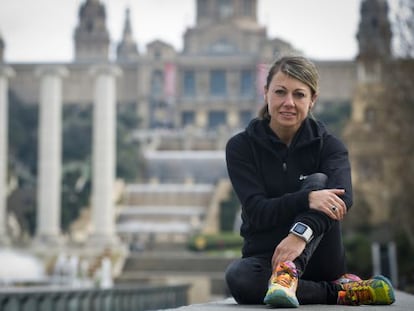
211;39;236;54
218;0;233;18
182;111;195;127
198;0;207;17
208;111;226;128
240;70;254;97
210;70;226;96
183;70;196;96
242;0;252;16
365;107;376;124
154;49;162;60
240;110;253;128
151;70;163;95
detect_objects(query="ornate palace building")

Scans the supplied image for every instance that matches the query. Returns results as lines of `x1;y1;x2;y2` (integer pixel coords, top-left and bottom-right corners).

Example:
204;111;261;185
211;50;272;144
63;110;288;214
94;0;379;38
1;0;404;246
1;0;356;133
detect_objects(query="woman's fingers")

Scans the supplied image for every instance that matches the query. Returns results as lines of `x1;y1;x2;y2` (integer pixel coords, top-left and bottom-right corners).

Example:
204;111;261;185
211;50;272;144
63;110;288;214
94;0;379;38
309;189;347;220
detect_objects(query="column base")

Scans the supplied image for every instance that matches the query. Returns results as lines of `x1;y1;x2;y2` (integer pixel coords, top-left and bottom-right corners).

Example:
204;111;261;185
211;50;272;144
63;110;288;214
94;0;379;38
33;233;64;248
86;233;124;251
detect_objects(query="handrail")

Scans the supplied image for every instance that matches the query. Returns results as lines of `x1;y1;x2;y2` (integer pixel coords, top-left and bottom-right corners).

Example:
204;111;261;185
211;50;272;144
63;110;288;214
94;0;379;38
0;283;189;311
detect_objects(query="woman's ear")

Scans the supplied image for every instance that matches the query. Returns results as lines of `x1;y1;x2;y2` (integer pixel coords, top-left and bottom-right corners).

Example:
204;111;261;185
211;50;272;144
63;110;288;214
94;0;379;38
310;94;318;110
263;89;268;103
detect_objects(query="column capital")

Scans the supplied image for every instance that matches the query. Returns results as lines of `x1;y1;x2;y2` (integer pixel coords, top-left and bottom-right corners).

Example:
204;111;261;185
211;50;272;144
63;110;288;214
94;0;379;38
35;65;68;78
0;65;15;78
89;64;123;77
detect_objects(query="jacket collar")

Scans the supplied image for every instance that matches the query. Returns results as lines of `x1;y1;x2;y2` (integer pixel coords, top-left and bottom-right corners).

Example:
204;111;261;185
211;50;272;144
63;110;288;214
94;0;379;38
246;117;324;151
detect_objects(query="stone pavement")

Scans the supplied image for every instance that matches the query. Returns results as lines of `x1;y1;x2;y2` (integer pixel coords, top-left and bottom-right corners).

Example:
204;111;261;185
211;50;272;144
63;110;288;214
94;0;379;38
161;291;414;311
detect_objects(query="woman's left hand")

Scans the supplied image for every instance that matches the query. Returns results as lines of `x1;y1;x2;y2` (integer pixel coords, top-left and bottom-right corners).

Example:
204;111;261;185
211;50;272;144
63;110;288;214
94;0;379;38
308;189;347;220
271;234;306;270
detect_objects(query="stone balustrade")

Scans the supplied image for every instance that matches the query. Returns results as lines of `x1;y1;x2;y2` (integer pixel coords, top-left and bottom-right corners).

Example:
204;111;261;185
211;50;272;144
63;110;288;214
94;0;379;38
0;283;189;311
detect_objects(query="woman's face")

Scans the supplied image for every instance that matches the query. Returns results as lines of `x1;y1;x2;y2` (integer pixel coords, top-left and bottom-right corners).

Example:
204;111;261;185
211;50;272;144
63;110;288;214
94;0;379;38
264;71;316;134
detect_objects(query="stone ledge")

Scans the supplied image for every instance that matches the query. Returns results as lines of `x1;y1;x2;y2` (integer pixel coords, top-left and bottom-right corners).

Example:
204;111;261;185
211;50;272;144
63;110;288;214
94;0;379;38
161;291;414;311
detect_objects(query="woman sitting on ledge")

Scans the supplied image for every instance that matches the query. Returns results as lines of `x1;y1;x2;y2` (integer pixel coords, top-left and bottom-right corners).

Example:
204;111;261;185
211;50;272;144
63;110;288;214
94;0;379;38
224;55;395;307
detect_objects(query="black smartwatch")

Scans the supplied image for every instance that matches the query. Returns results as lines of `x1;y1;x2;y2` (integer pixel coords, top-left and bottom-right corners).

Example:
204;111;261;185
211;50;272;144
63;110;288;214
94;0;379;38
289;222;314;243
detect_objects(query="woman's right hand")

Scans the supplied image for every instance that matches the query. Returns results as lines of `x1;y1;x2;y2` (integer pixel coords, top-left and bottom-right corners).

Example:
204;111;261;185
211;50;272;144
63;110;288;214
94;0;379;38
308;189;347;220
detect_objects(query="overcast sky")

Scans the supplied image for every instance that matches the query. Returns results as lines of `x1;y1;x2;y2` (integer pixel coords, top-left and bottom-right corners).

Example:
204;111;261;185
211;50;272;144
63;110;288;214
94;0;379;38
0;0;363;63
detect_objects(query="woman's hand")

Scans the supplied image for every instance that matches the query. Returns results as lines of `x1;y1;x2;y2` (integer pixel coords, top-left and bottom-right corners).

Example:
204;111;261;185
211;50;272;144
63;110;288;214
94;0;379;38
272;234;306;270
308;189;347;220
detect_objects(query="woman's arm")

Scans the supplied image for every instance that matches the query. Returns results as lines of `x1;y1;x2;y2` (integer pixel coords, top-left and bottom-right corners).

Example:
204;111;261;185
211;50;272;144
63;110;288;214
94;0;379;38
226;134;310;231
294;134;353;237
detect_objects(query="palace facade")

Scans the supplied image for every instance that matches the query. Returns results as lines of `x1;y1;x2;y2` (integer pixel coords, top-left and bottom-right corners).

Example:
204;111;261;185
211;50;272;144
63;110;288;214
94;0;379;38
0;0;356;134
0;0;405;246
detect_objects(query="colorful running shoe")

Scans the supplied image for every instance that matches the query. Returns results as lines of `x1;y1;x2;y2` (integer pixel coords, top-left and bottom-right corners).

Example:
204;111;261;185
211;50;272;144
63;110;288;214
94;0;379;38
333;273;362;285
263;261;299;308
337;275;395;305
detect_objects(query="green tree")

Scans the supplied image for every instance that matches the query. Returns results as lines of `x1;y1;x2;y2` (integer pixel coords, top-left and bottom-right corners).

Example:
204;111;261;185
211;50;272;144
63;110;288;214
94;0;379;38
8;91;38;183
8;98;144;235
7;91;38;235
116;102;143;181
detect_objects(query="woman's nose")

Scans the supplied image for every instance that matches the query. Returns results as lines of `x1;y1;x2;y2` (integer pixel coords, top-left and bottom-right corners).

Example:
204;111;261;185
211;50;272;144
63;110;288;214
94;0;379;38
283;93;295;106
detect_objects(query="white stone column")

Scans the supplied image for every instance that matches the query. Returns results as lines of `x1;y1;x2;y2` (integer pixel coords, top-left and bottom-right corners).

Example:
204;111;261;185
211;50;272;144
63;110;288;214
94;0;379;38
88;64;122;248
0;66;15;246
35;66;68;246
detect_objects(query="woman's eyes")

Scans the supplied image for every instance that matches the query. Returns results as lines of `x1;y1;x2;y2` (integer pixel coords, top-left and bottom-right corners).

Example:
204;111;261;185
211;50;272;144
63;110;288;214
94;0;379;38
294;92;305;98
274;89;286;95
274;89;306;99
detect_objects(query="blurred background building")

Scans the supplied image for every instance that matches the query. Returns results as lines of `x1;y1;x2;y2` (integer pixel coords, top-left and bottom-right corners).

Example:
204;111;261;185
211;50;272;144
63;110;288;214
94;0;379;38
1;0;414;302
1;0;357;245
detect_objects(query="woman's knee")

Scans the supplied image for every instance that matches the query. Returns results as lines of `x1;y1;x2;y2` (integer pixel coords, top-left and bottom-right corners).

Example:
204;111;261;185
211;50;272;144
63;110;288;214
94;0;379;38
225;258;270;304
225;260;247;294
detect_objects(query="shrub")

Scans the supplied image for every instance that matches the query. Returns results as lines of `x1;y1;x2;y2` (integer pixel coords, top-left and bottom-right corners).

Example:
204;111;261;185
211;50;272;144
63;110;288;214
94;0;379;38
188;233;243;252
343;234;372;278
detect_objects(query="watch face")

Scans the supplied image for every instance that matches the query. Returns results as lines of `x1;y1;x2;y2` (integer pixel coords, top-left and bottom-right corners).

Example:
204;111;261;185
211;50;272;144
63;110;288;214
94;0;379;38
294;223;307;234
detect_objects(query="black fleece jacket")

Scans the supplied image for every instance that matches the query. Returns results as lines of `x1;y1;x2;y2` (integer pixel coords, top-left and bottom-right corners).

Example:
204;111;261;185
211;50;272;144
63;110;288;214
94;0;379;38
226;117;353;257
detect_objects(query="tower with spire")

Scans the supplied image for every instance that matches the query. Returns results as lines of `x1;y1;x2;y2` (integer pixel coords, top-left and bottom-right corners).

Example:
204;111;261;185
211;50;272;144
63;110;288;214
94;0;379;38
343;0;396;230
184;0;266;55
74;0;110;62
116;8;139;62
357;0;392;61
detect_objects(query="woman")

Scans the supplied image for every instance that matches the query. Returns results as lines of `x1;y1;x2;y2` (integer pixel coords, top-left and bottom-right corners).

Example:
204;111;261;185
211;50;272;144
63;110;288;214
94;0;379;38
224;55;395;307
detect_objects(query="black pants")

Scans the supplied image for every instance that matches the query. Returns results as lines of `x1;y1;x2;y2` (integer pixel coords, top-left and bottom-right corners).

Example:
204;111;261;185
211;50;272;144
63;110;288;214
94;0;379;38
225;173;345;305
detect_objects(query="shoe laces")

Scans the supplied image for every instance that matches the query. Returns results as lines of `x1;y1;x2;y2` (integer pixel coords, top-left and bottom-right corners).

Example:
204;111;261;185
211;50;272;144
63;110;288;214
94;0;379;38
345;283;374;305
342;278;373;290
271;263;297;288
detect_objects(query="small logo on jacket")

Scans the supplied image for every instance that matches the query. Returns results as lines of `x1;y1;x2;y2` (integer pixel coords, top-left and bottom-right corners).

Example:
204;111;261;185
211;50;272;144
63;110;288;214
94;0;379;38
299;174;308;181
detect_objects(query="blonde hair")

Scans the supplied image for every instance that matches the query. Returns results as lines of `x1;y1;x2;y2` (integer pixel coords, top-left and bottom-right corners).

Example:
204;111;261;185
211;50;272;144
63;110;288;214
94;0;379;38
258;55;319;120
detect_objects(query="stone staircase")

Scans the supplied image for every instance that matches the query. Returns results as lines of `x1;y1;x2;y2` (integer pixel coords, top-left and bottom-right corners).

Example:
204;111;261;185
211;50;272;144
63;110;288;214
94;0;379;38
113;151;235;304
116;180;231;249
116;251;238;304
